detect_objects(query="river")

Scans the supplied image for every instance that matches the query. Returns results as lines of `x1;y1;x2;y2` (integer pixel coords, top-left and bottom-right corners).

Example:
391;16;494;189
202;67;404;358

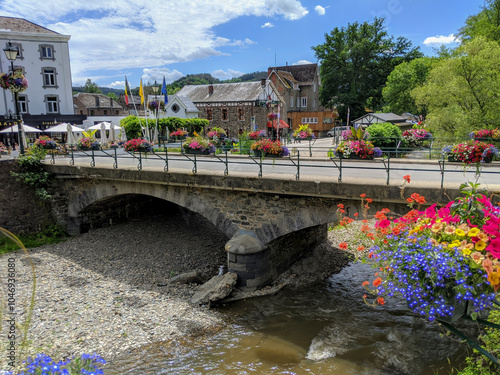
106;262;471;374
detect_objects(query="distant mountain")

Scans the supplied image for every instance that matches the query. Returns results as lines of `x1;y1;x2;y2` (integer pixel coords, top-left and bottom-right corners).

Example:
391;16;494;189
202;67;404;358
72;70;268;95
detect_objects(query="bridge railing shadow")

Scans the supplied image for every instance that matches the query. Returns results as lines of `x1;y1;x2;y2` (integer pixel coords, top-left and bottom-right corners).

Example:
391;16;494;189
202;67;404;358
44;144;500;189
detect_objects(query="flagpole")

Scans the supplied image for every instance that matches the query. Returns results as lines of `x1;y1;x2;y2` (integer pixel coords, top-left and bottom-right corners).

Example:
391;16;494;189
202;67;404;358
126;76;145;140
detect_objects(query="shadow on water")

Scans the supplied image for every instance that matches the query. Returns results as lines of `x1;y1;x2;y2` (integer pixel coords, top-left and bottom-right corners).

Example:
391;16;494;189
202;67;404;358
107;262;473;374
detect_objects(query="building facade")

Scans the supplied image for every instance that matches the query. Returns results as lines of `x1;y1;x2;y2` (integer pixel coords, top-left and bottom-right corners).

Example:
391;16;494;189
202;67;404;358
0;16;85;134
267;64;336;136
176;80;282;138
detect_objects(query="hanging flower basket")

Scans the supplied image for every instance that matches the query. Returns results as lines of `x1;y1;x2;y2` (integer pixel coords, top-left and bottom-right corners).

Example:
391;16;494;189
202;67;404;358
148;100;165;112
77;137;101;151
182;137;215;154
0;71;28;93
442;141;498;164
34;136;58;150
251;139;289;157
124;138;153;153
335;140;382;159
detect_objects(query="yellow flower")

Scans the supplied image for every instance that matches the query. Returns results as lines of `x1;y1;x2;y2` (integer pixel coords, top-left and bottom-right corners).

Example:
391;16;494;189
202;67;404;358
475;240;487;251
468;228;480;237
457;223;470;234
455;228;466;237
462;247;472;256
488;271;500;287
448;240;461;249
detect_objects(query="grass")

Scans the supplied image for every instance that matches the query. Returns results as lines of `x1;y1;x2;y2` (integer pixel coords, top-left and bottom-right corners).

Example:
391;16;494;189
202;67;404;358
0;225;68;255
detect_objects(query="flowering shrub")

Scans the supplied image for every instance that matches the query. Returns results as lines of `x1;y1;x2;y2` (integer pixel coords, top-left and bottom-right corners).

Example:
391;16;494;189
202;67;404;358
124;138;153;152
335;140;382;159
401;128;432;148
0;71;28;93
248;130;267;139
207;127;226;138
353;179;500;322
470;128;500;140
34;136;58;150
76;137;100;150
442;140;498;164
169;129;188;137
251;138;289;156
6;353;106;374
182;136;215;154
148;100;164;112
292;124;315;139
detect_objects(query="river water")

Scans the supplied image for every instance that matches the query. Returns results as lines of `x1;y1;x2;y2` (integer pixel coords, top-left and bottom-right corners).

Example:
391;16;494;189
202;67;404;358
107;262;470;374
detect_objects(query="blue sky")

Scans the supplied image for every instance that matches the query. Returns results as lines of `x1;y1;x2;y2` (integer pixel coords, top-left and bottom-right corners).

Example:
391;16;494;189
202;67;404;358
0;0;485;89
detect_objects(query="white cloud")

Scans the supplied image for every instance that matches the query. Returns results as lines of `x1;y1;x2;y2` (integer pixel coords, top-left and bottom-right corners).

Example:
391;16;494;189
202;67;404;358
0;0;308;82
262;22;275;28
212;69;245;80
142;68;185;84
107;80;126;89
292;59;313;65
315;5;325;15
423;34;459;46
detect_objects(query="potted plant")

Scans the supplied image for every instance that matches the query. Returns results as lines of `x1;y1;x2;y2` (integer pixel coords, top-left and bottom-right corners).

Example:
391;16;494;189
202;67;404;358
251;138;289;157
77;137;100;151
182;136;215;155
292;124;315;140
148;99;165;112
169;129;188;141
357;180;500;323
248;129;267;140
0;70;28;93
442;140;498;164
207;127;227;139
401;128;432;148
470;128;500;141
34;135;58;150
124;138;153;153
335;140;382;160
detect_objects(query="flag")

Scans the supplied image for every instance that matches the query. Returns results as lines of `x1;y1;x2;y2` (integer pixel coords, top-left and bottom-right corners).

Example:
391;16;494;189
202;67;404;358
161;76;168;104
347;107;350;126
139;78;144;105
124;76;129;106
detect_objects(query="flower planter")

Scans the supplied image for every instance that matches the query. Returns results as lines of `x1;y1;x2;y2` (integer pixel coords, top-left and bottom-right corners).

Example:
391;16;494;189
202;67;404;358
294;136;313;141
78;147;96;151
338;152;374;160
448;155;493;163
185;149;210;155
110;145;119;149
253;150;282;158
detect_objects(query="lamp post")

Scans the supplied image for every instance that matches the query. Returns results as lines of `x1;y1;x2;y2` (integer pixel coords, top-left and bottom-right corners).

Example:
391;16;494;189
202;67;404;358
151;81;160;144
3;42;24;155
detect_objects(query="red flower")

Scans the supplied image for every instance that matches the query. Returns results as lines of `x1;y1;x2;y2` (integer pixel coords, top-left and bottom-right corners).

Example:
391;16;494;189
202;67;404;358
377;297;385;305
373;277;382;287
339;242;348;250
403;175;411;183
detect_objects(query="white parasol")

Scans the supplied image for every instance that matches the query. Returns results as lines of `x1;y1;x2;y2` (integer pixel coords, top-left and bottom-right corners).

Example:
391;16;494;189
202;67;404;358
100;122;107;145
20;124;28;149
66;123;74;144
0;124;42;133
120;127;127;142
45;123;85;133
89;122;112;130
109;123;116;142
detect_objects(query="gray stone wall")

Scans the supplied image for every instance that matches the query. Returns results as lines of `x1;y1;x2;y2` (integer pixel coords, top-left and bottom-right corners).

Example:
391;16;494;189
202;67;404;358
0;160;56;235
200;104;269;136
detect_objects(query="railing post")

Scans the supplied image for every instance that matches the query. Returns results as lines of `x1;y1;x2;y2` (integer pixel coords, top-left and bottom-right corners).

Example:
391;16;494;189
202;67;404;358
70;147;74;166
192;153;197;174
296;151;300;180
137;151;142;170
164;149;169;172
113;147;118;169
90;149;95;167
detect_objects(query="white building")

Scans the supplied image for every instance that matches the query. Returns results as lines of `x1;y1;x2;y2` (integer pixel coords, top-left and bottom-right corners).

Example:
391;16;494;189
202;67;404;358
0;16;84;134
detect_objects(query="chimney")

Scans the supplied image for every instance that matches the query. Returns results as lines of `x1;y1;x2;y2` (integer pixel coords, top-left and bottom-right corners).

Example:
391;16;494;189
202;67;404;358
110;96;113;108
261;78;266;88
208;84;214;96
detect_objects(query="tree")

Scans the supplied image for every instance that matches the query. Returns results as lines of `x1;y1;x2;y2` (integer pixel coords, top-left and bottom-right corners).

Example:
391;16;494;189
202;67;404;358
312;17;422;121
107;92;118;101
82;78;102;93
382;57;436;115
412;37;500;136
458;0;500;44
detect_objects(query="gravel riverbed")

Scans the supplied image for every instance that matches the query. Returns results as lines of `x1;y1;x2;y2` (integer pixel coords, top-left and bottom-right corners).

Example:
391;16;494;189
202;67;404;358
0;211;360;370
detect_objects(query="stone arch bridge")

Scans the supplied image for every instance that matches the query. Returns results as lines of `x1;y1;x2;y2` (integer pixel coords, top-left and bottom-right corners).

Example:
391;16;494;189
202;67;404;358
45;165;460;289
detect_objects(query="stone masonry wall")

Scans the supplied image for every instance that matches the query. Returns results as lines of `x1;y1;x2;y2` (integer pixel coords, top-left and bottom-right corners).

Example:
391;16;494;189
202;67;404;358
0;160;56;235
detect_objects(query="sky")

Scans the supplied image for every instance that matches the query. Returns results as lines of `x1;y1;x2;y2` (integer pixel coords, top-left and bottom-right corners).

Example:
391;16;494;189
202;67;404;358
0;0;486;89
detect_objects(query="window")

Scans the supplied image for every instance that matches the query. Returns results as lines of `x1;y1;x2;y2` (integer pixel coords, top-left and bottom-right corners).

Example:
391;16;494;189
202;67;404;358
290;96;294;108
42;68;56;87
46;96;59;113
301;97;307;108
9;43;23;59
172;104;180;113
206;108;213;120
90;109;95;116
238;107;244;121
80;110;84;115
95;96;100;107
222;108;228;121
302;117;318;124
115;110;119;115
40;45;54;60
18;96;28;113
103;110;107;115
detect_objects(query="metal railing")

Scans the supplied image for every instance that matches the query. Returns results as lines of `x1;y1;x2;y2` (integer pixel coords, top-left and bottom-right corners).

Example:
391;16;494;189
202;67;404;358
43;143;500;189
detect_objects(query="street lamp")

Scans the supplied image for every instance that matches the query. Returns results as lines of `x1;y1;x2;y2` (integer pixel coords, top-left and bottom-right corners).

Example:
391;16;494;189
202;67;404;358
3;42;24;155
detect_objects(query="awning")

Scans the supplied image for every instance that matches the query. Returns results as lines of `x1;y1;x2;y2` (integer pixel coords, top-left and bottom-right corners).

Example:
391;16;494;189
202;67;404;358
267;119;290;129
0;124;42;133
45;123;85;133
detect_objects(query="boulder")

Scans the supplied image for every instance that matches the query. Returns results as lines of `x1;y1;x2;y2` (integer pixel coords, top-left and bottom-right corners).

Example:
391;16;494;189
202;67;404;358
190;272;237;306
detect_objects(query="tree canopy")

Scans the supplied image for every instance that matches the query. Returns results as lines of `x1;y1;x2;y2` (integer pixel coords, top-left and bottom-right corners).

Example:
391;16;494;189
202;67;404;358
312;17;422;121
82;78;102;93
459;0;500;43
382;57;436;115
412;37;500;136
